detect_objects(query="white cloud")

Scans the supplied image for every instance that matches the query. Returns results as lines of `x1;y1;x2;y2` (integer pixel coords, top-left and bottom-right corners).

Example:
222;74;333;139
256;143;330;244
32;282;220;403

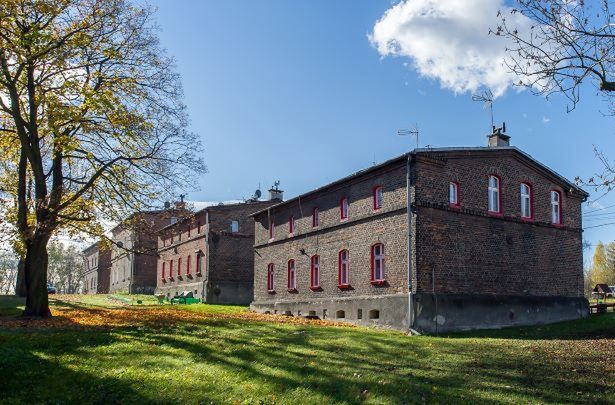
369;0;534;97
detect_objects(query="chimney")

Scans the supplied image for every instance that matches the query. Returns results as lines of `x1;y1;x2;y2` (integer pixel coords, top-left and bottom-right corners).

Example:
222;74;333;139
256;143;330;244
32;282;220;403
487;122;510;147
268;181;283;201
174;194;186;210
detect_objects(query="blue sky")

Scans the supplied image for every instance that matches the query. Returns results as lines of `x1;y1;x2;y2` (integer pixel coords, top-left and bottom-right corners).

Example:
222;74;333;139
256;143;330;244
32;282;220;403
149;0;615;253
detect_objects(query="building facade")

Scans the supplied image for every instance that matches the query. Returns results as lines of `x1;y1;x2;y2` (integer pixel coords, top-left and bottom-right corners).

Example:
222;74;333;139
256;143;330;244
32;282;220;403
156;199;279;304
109;209;185;294
250;130;589;333
82;242;111;294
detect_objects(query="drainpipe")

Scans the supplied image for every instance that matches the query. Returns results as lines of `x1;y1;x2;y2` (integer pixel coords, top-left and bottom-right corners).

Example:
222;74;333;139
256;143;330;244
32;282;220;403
406;152;417;335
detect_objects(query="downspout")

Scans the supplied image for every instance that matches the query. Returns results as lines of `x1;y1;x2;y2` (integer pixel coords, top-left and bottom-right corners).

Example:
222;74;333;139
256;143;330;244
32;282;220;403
130;230;135;295
407;152;418;335
202;210;210;302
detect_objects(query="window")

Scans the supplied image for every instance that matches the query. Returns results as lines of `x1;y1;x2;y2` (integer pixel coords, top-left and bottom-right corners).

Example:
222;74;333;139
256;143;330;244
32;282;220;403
449;182;459;207
371;243;385;283
177;257;182;276
310;255;320;289
338;250;349;287
289;216;294;236
162;262;166;279
373;186;383;210
188;226;191;238
196;253;202;274
231;220;239;233
488;175;501;214
169;259;174;278
197;221;201;234
269;218;275;240
267;263;275;292
551;190;562;224
340;197;349;220
186;255;191;275
287;259;296;290
312;207;319;227
520;183;532;219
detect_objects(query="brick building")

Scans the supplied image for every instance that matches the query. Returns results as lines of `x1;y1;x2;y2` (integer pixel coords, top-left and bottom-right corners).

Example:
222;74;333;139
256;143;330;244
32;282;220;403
250;129;590;333
82;242;111;294
156;199;279;304
109;209;185;294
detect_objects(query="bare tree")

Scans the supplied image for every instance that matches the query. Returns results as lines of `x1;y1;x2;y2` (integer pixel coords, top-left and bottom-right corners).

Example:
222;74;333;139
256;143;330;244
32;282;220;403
495;0;615;112
0;0;205;316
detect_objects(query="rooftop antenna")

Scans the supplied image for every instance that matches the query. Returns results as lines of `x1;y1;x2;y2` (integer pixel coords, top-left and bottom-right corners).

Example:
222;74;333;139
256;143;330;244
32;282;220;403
471;89;494;131
398;123;419;149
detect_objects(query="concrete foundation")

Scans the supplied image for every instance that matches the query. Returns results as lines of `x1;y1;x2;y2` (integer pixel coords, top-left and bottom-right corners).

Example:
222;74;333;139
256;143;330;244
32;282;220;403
251;293;589;334
413;293;589;334
205;281;253;305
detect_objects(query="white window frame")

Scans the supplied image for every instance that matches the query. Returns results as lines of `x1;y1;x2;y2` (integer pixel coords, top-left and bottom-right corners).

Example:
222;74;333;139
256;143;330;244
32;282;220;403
288;259;296;290
520;183;532;219
372;244;385;282
551;190;562;224
310;255;320;288
449;182;459;206
488;175;501;213
339;250;349;286
340;198;349;220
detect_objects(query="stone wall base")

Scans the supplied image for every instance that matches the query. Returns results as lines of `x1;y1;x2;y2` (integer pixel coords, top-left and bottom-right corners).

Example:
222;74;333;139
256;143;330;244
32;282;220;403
251;293;589;334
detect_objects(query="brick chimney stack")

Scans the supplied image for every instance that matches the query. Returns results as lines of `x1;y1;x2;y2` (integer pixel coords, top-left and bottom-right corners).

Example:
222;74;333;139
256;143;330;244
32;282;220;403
268;181;283;201
487;122;510;147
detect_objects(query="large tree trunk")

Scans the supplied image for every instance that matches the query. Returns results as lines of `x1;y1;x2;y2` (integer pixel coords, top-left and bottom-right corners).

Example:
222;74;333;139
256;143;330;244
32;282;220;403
22;238;51;317
15;259;27;297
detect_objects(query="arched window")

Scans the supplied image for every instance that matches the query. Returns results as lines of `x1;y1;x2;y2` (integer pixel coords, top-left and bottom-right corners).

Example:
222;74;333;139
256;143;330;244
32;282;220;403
177;257;182;276
340;197;349;220
449;182;460;207
520;183;532;219
551;190;562;224
269;218;275;240
310;255;320;289
169;259;174;278
196;253;202;274
373;186;383;210
289;216;295;236
287;259;296;290
338;250;349;287
312;207;319;228
371;243;385;283
162;262;166;280
186;255;191;275
267;263;275;292
488;175;501;214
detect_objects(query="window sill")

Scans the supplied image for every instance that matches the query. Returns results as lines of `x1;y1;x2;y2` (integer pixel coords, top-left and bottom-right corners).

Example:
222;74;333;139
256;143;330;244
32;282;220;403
267;290;276;295
268;238;275;243
187;273;193;279
309;286;322;292
520;216;534;222
287;288;298;293
449;203;460;210
337;284;351;290
168;277;174;281
195;272;202;277
288;233;294;238
488;211;503;218
552;222;564;228
370;280;386;286
340;217;348;222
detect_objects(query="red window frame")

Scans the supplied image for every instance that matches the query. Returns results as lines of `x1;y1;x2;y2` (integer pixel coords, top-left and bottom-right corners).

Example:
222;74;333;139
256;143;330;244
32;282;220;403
449;181;460;208
550;190;563;225
267;263;275;293
340;197;349;220
312;207;319;228
370;243;385;285
161;262;166;280
520;182;533;220
169;259;174;279
186;255;191;275
310;255;321;290
488;174;502;215
289;216;294;236
287;259;296;291
338;249;350;288
373;186;383;210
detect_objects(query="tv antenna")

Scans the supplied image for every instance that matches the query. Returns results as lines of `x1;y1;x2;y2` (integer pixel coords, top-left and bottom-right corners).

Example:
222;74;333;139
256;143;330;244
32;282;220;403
398;123;419;149
472;89;494;130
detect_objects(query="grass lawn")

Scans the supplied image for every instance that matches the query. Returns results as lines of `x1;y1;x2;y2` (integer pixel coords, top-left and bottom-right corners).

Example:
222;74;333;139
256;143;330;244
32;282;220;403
0;295;613;404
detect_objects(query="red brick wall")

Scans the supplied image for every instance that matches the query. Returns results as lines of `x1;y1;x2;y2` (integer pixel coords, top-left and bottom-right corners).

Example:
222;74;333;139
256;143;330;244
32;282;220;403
253;162;409;303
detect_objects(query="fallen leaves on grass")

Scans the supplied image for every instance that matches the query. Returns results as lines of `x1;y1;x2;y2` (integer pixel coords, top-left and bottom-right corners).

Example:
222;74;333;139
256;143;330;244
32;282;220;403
0;303;355;331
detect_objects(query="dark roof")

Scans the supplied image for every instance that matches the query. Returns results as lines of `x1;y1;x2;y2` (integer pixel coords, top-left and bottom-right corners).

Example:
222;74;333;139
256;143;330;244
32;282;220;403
249;146;588;217
593;284;613;293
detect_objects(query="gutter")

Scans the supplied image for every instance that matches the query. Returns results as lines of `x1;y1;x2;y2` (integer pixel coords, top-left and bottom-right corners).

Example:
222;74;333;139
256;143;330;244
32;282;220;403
202;210;210;302
406;153;419;335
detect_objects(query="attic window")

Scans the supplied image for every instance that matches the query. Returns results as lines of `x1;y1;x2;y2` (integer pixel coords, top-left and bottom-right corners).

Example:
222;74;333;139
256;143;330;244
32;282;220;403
231;220;239;233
